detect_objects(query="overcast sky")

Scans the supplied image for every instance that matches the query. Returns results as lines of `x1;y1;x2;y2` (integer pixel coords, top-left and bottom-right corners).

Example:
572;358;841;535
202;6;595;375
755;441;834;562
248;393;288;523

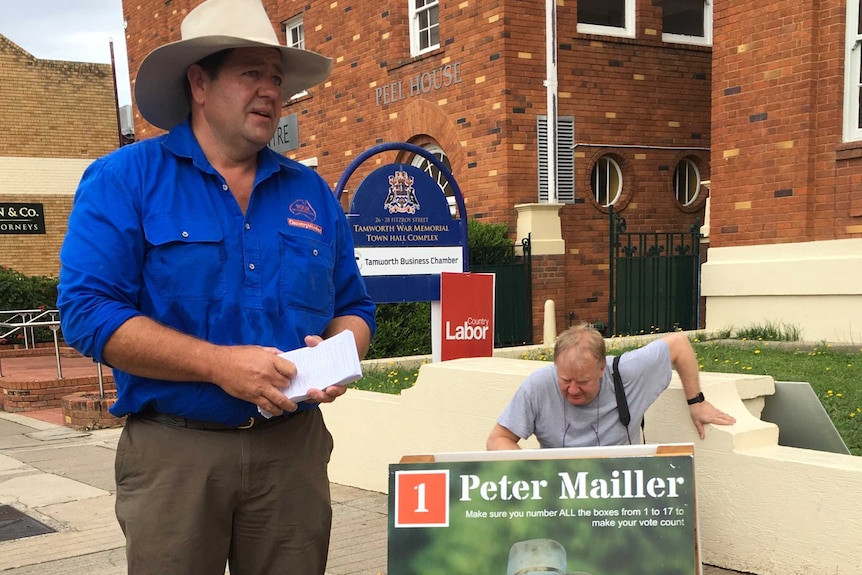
1;0;131;106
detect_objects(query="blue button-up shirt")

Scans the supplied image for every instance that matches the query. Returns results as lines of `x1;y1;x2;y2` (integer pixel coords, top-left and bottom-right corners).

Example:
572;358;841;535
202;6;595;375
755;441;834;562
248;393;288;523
58;120;375;426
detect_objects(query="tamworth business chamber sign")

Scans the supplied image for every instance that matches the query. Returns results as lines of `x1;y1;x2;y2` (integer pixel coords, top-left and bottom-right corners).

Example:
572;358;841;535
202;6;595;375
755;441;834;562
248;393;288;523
344;144;468;303
0;203;45;234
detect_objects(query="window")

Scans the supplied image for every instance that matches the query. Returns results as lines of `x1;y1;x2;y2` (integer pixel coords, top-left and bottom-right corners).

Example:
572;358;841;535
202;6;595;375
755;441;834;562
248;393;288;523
577;0;635;38
663;0;712;46
673;158;701;206
591;156;623;207
285;15;304;49
409;0;440;57
410;144;457;216
844;0;862;141
283;16;308;100
537;116;575;203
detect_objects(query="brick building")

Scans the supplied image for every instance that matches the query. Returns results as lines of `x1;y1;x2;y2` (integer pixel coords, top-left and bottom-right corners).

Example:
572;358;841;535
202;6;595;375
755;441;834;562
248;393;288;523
0;35;119;277
124;0;712;343
703;0;862;342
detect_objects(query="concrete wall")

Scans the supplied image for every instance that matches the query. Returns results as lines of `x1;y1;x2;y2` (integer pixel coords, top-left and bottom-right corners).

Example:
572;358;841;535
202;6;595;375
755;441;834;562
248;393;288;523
324;356;862;575
702;238;862;342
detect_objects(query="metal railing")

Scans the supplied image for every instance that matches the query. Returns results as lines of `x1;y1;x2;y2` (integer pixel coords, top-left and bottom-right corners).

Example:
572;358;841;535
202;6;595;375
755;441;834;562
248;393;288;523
0;309;106;396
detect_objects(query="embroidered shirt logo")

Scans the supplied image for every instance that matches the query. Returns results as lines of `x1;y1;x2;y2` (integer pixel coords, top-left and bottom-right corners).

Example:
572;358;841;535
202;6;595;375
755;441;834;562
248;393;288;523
384;170;420;214
288;199;322;234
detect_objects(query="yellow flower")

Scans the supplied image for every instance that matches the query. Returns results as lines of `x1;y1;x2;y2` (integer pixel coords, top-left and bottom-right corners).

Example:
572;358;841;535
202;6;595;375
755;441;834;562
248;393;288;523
825;367;831;371
837;393;843;397
754;349;761;354
851;413;857;418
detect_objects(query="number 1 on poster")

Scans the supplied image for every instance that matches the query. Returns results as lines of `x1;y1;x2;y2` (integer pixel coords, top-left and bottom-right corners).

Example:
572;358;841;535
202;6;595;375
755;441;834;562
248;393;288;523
394;470;449;527
414;483;428;512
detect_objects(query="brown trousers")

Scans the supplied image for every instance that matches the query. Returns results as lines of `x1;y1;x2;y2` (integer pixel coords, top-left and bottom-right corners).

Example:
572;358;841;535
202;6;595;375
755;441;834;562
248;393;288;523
115;409;333;575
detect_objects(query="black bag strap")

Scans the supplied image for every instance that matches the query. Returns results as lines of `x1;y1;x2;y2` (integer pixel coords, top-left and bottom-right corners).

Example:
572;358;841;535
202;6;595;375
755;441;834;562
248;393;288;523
611;355;646;443
611;355;631;427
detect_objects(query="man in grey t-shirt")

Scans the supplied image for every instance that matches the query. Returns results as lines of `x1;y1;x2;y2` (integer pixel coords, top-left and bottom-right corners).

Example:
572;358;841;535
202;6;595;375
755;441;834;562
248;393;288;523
487;324;736;450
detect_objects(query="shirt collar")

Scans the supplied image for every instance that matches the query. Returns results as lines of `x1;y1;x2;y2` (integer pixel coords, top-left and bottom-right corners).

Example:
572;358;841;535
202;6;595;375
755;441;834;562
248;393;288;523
161;118;301;182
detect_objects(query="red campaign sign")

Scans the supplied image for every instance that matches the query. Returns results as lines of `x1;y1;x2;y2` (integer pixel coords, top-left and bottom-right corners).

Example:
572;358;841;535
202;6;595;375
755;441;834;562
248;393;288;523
440;272;495;361
394;470;450;527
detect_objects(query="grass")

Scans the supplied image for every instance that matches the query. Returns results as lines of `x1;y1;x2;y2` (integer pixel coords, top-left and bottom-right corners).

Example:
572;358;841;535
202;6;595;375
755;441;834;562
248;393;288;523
355;338;862;456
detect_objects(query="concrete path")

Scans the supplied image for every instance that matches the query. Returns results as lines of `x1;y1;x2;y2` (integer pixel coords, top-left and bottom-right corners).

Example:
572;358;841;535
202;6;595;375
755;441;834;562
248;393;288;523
0;412;387;575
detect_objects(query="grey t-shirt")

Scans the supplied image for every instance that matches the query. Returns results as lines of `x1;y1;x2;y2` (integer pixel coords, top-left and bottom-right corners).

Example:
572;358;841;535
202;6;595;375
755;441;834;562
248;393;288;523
497;339;673;448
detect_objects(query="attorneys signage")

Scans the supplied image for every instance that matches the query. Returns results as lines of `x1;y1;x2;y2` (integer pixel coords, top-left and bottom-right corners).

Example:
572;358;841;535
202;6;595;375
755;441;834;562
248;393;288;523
0;203;46;234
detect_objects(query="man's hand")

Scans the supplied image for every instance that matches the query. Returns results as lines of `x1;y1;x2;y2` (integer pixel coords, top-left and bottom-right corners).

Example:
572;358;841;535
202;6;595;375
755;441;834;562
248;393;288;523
689;401;736;439
209;345;299;416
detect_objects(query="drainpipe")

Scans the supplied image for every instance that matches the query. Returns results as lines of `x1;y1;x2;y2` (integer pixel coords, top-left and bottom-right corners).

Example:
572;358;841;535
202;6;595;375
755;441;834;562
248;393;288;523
545;0;558;203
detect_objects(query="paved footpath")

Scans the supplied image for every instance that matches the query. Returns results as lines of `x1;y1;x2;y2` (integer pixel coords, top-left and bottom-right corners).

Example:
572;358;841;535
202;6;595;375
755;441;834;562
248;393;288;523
0;410;746;575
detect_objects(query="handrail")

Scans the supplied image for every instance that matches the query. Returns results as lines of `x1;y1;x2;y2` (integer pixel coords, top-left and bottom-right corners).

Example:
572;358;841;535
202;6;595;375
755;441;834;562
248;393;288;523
0;308;106;395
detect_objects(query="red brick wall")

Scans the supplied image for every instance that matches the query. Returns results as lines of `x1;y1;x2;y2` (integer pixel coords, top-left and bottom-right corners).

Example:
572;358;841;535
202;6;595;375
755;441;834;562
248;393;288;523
124;0;711;333
711;0;862;247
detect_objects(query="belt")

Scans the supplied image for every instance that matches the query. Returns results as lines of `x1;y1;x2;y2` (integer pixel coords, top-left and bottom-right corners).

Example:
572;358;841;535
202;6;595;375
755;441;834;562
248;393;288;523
136;410;288;431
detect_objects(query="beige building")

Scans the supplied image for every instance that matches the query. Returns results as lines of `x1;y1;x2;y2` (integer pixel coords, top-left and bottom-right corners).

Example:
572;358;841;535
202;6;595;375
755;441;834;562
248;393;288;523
0;35;120;277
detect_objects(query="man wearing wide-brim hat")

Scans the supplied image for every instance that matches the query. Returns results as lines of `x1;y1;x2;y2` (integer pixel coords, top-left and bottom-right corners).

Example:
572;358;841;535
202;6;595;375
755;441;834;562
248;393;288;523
57;0;376;573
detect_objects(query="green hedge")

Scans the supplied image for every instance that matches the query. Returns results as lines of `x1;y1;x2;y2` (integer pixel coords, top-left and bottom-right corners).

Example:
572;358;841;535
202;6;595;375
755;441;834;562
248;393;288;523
0;267;59;344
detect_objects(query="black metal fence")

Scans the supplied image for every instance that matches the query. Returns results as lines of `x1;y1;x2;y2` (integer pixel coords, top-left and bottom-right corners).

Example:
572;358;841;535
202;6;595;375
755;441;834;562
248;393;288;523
609;211;701;336
470;236;533;347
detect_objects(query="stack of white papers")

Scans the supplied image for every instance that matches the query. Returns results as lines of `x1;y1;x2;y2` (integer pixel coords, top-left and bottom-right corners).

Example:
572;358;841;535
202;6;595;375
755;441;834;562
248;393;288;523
277;329;363;402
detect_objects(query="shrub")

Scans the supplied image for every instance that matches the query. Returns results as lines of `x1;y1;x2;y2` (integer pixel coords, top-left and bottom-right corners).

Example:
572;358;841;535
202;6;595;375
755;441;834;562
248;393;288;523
0;266;59;344
0;266;58;311
366;302;432;359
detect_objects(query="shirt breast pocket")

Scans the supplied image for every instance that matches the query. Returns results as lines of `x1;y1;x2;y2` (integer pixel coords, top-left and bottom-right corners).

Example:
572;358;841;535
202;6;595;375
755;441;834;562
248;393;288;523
143;216;227;301
278;230;334;316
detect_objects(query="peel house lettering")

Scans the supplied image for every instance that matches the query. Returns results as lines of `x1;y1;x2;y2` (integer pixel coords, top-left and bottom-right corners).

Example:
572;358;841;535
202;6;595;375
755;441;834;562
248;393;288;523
375;62;462;106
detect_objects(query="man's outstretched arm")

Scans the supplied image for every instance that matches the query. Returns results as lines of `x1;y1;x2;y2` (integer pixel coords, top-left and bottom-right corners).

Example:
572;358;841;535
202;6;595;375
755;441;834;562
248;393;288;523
487;423;522;450
662;332;737;439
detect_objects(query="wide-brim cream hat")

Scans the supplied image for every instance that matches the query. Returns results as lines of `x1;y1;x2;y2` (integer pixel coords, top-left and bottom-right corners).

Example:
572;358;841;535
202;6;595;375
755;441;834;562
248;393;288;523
135;0;332;130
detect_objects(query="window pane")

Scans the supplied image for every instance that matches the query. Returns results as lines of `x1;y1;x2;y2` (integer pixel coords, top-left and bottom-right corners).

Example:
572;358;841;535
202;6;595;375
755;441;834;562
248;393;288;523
674;159;700;206
664;0;704;37
591;156;622;206
858;86;862;129
578;0;625;28
858;0;862;35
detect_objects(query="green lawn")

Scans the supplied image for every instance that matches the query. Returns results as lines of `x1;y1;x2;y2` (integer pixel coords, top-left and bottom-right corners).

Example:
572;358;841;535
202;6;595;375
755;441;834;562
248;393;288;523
356;340;862;456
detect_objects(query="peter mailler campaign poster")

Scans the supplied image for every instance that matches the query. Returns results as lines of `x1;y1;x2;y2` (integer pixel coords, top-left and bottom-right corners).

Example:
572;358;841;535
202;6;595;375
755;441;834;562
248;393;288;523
388;447;698;575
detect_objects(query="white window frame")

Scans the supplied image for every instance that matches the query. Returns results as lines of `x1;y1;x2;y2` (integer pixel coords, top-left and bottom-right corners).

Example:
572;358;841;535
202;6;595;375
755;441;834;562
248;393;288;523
673;158;701;206
410;144;457;216
409;0;440;57
662;0;713;47
844;0;862;141
591;156;623;207
576;0;636;39
284;15;308;100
